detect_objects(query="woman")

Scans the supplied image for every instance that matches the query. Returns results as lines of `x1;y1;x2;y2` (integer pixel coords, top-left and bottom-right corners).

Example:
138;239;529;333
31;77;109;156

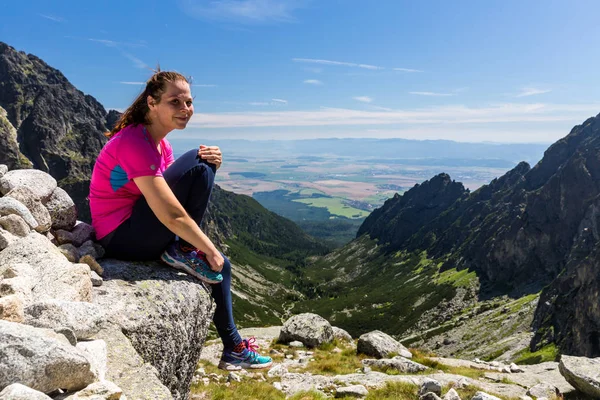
89;70;272;370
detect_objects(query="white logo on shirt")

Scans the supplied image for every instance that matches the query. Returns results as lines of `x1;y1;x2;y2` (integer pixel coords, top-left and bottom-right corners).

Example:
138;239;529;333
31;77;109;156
150;164;156;171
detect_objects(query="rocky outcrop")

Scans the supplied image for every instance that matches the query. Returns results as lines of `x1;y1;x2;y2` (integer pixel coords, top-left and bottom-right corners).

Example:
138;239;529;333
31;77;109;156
0;165;216;399
558;355;600;398
0;106;28;170
279;313;334;348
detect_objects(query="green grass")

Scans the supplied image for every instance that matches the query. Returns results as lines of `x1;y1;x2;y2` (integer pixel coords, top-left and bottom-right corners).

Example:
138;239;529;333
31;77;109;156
293;197;369;219
513;343;559;365
436;267;478;287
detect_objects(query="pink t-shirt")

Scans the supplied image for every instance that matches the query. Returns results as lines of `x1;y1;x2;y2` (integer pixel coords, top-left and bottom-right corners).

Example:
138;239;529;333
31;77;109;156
89;124;175;239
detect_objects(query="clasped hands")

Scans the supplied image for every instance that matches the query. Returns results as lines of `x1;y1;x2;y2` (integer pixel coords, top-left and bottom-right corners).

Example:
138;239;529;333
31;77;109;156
198;145;222;170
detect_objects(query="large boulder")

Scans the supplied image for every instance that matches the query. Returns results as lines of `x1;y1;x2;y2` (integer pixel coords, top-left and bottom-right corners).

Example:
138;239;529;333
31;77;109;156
5;186;52;232
0;383;52;400
278;313;334;348
0;232;92;303
43;187;77;231
559;355;600;398
0;197;38;229
0;320;95;393
92;259;215;400
0;169;57;200
357;330;412;359
362;356;427;373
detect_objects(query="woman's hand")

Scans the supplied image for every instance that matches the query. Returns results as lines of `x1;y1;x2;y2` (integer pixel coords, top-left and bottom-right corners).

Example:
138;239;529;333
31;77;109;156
206;251;225;273
199;145;222;170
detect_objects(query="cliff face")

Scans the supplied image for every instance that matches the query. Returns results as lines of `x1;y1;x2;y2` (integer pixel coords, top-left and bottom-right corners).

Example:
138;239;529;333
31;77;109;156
356;114;600;355
0;42;108;221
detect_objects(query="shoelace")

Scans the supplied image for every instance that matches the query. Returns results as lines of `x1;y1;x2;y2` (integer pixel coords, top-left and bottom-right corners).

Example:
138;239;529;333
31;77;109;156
244;337;260;353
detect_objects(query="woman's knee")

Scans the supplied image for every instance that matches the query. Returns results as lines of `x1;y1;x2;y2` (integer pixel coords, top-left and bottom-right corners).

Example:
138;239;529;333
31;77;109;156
220;254;231;276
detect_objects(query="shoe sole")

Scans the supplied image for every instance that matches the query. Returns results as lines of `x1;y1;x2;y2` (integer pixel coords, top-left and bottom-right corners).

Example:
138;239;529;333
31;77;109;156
160;252;223;284
218;360;273;370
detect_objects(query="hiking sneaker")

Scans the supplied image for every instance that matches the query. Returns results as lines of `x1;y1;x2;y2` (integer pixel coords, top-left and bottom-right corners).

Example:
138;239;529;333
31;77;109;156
218;338;273;370
160;242;223;284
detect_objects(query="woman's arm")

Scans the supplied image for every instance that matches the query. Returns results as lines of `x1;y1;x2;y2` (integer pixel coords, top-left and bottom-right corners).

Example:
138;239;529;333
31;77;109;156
133;175;224;271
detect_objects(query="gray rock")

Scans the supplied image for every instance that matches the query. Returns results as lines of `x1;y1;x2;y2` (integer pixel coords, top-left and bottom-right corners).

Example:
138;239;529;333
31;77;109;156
421;393;443;400
0;214;30;237
0;165;7;178
91;270;103;286
510;362;524;373
54;327;77;346
228;372;242;383
357;330;412;359
59;380;123;400
289;340;304;348
267;364;288;378
279;313;334;348
0;169;57;200
92;258;215;399
71;222;95;246
559;355;600;398
419;378;442;396
336;385;369;398
5;186;52;232
526;383;560;399
79;240;105;259
332;326;353;341
59;243;80;262
0;383;52;399
0;233;92;303
56;229;75;244
273;381;283;391
0;294;24;322
0;197;38;229
76;340;108;382
443;388;462;400
362;356;427;373
24;300;106;340
471;392;502;400
0;320;95;393
0;228;15;251
44;187;77;231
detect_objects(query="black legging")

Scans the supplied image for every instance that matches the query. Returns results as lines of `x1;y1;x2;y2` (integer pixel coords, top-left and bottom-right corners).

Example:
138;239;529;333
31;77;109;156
100;149;242;349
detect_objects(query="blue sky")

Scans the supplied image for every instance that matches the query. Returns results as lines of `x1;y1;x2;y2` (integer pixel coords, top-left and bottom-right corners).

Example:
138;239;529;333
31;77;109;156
2;0;600;143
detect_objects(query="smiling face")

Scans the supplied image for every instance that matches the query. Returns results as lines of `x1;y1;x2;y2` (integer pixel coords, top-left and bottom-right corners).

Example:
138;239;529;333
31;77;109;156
148;79;194;132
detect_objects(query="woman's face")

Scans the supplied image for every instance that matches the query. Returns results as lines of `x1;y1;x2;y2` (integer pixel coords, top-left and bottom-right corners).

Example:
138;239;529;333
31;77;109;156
149;79;194;131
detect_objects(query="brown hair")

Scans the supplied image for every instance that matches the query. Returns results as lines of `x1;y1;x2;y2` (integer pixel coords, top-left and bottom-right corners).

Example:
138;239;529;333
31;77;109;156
106;70;189;138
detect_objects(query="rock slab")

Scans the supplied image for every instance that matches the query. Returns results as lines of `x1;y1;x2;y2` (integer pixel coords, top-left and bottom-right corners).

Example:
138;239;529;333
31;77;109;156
559;355;600;398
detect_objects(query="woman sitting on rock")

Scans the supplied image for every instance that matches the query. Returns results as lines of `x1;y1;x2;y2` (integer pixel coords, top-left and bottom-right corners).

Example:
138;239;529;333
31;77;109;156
89;70;272;370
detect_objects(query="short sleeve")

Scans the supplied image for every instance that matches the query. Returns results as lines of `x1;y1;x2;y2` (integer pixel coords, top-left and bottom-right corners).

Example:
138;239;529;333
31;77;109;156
163;139;175;166
117;128;163;180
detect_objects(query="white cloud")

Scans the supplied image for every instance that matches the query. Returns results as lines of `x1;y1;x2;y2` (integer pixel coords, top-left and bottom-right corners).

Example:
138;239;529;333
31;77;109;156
353;96;373;103
120;51;148;69
271;98;288;104
180;0;307;24
293;58;384;70
186;103;600;130
410;91;454;97
39;14;65;22
516;87;552;97
304;79;323;85
393;67;423;73
120;81;145;85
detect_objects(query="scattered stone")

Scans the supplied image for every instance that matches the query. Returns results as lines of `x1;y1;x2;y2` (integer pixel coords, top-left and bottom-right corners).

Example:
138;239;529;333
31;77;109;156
0;214;30;237
273;382;283;391
419;378;442;396
501;366;511;374
268;364;288;378
362;356;427;373
357;330;412;359
336;385;369;398
332;326;353;341
279;313;334;348
0;383;52;399
5;186;52;232
362;365;372;373
202;378;210;386
289;340;304;348
471;392;502;400
78;240;106;259
443;388;462;400
71;222;95;247
0;197;39;229
0;169;57;200
56;229;75;244
76;340;108;381
59;243;80;262
286;354;294;359
90;270;103;286
60;380;123;400
509;363;524;373
421;393;443;400
44;187;77;231
0;320;95;393
558;355;600;398
79;255;104;276
270;349;282;355
332;347;343;354
24;299;106;340
228;371;242;383
195;367;206;376
0;294;24;322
